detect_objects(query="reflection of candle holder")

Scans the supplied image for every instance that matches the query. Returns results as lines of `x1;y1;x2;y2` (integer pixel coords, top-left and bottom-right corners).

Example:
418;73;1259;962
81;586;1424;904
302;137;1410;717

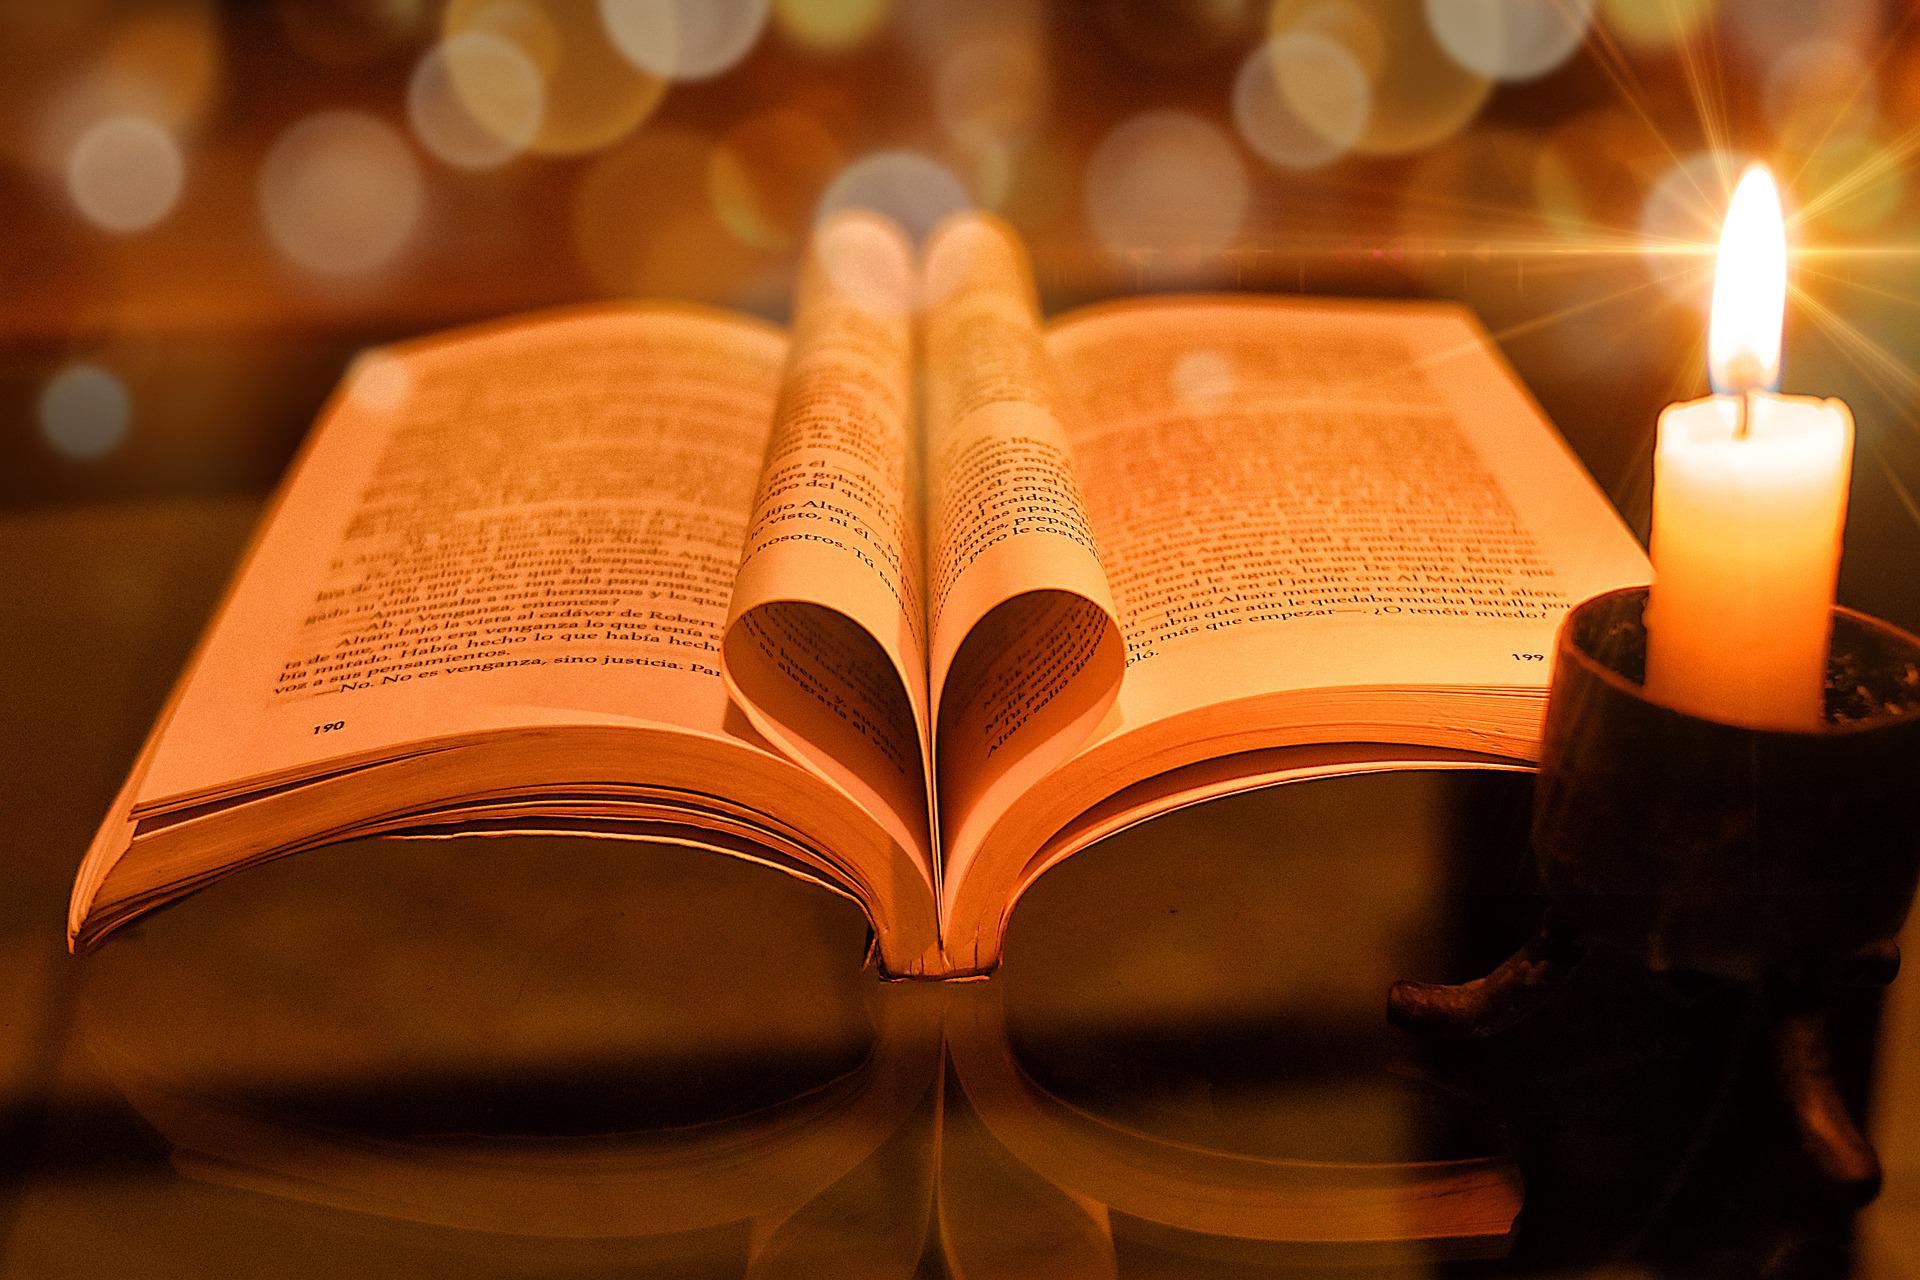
1390;585;1920;1202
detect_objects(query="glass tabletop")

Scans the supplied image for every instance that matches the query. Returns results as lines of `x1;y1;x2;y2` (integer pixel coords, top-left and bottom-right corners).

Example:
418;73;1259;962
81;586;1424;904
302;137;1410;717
4;498;1916;1280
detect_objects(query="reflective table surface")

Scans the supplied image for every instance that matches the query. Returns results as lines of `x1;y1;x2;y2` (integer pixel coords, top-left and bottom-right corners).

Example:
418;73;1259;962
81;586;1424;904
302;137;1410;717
4;498;1919;1279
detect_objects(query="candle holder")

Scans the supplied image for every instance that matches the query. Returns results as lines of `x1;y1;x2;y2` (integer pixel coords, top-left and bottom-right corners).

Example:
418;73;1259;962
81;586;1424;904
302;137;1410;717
1389;585;1920;1202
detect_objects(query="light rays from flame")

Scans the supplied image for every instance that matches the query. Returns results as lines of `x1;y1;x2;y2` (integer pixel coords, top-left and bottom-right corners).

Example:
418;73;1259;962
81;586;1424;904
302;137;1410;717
1271;1;1920;539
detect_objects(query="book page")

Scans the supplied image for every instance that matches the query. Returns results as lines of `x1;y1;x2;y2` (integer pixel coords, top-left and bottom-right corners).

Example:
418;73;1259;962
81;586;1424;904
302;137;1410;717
722;213;933;879
939;297;1649;961
919;213;1126;872
1055;299;1647;710
86;300;944;970
132;306;795;809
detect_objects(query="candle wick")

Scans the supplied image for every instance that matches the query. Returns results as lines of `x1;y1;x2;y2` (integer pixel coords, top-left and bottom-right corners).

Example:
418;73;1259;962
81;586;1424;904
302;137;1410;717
1735;389;1753;441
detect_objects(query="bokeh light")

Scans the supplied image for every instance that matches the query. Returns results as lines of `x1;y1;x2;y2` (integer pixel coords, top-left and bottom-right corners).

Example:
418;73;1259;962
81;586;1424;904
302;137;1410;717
1084;110;1249;261
1232;33;1371;169
1425;0;1596;82
574;126;773;302
444;0;666;155
812;208;916;316
815;150;973;240
1639;150;1745;303
407;32;545;169
1724;0;1879;65
39;363;131;461
709;108;845;250
1765;41;1878;155
1270;0;1493;155
14;0;1920;521
936;36;1050;149
599;0;771;81
65;115;185;233
1597;0;1714;50
897;0;1042;65
92;6;223;130
22;2;221;178
259;111;425;276
1800;133;1905;234
1531;142;1587;237
574;126;710;291
346;350;413;415
1531;107;1642;238
773;0;891;52
1395;123;1662;391
1170;349;1238;413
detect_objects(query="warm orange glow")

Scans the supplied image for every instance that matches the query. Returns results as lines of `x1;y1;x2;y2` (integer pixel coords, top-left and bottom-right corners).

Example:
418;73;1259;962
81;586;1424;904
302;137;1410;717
1708;164;1787;395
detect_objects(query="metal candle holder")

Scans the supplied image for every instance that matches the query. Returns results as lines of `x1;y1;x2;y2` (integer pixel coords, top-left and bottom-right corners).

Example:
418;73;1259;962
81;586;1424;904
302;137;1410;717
1390;585;1920;1201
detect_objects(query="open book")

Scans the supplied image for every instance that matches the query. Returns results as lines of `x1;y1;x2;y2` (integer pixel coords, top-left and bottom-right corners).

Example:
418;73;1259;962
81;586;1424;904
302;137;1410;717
70;211;1648;978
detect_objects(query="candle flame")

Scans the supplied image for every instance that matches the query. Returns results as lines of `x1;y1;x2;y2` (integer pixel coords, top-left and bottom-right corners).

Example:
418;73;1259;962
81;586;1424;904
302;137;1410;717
1708;164;1787;396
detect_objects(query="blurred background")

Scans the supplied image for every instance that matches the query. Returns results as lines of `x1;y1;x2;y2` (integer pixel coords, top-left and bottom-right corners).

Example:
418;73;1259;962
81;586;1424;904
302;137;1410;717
3;0;1918;627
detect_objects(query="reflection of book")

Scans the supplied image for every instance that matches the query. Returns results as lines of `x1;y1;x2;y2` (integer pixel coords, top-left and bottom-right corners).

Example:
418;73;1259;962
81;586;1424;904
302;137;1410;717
88;979;1519;1267
939;986;1521;1270
71;209;1647;977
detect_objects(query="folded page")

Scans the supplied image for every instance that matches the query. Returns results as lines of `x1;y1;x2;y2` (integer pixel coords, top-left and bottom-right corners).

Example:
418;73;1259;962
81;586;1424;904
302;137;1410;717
920;214;1125;885
723;212;935;883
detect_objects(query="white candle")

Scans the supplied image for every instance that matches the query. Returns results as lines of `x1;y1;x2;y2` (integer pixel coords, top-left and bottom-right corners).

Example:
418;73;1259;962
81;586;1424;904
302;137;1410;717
1644;165;1854;731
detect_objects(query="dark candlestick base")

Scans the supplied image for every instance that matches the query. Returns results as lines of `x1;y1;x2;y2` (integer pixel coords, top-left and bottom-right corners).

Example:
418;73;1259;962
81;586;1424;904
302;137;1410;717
1389;587;1920;1206
1389;919;1575;1041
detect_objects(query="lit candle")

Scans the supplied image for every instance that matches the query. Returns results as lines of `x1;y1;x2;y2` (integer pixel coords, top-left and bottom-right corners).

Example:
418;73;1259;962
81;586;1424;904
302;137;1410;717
1644;165;1854;730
